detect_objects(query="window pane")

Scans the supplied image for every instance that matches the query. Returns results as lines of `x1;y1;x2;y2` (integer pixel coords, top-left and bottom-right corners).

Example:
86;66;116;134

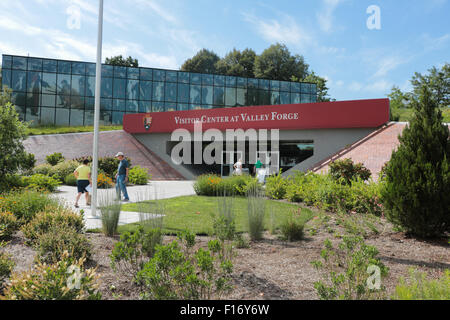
291;93;301;104
114;66;127;78
140;68;152;80
190;73;201;85
86;76;95;97
43;59;57;72
247;88;258;105
102;65;113;77
201;86;213;105
127;67;139;79
165;82;177;102
27;72;41;93
311;94;317;103
84;110;94;126
41;94;56;107
40;107;55;125
26;106;40;124
72;62;86;75
236;77;247;88
71;75;86;96
177;83;189;103
56;95;70;108
259;89;270;105
12;57;27;70
178;103;189;111
139;101;152;113
214;75;225;86
259;79;270;90
271;91;280;105
153;82;165;101
85;97;94;110
270;80;280;91
27;92;41;107
152;102;165;112
280;92;290;104
310;84;317;94
58;61;71;74
300;82;309;94
28;58;42;71
42;73;57;94
101;78;113;98
12;70;27;91
113;78;126;99
213;87;224;105
126;100;138;113
2;56;12;69
86;63;96;76
101;98;112;111
55;108;70;126
190;104;202;110
179;72;189;83
202;74;213;86
113;99;126;111
166;71;177;82
100;111;112;126
165;103;176;112
70;96;84;109
12;92;27;106
2;69;11;88
226;76;237;87
190;85;201;104
140;81;152;101
112;112;124;125
291;82;301;93
225;87;236;107
70;109;84;126
57;74;71;95
301;94;310;103
127;80;140;100
236;88;247;106
248;78;258;89
153;70;166;82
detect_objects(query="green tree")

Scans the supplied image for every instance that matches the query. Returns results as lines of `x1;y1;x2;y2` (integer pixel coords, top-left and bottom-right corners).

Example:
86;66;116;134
105;55;139;67
254;43;309;81
0;87;31;192
381;86;450;238
411;63;450;108
180;49;220;74
293;71;332;102
215;48;257;78
387;86;412;121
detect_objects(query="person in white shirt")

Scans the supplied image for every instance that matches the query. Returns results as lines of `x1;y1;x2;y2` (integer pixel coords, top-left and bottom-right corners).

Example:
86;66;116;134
233;158;243;175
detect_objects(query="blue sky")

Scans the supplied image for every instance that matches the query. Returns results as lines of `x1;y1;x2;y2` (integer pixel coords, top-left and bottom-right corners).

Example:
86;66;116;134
0;0;448;101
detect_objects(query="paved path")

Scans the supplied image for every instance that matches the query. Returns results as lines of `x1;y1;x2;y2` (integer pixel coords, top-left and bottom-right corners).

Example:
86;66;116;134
53;181;196;230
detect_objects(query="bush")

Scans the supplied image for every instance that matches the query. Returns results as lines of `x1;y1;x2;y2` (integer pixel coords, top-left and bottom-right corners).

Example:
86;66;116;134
129;165;150;185
0;211;19;240
194;174;223;196
21;174;60;192
35;224;92;264
329;159;372;185
33;163;53;176
265;170;289;199
392;269;450;300
22;208;84;244
194;174;260;197
110;226;163;278
97;172;114;189
0;251;101;300
20;153;36;176
0;243;15;290
49;160;80;183
73;156;132;178
280;209;306;241
312;236;389;300
0;190;61;224
64;173;78;186
46;152;65;166
381;88;450;237
136;237;233;300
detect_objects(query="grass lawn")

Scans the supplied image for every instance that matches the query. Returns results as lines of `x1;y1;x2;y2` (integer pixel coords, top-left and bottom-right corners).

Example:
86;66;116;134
118;195;316;235
26;125;123;136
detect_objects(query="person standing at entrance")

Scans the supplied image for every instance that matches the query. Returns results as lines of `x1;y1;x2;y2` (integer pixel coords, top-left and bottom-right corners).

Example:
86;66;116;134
74;159;92;208
233;158;243;175
115;152;130;201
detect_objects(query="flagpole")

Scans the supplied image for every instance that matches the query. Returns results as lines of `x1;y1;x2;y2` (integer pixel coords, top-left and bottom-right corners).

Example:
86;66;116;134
91;0;104;217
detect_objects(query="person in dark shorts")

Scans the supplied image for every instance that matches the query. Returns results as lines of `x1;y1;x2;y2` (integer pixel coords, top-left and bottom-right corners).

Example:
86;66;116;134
73;159;92;208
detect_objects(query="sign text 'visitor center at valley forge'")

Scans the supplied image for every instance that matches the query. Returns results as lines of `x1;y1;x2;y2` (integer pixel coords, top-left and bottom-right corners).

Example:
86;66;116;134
1;54;390;179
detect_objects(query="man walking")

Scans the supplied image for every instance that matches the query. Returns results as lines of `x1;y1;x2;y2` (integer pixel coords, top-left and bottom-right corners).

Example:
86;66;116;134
115;152;130;202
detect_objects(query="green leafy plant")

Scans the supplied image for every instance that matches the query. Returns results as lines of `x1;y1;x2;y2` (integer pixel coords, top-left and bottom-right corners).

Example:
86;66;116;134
265;170;289;199
0;251;101;300
312;236;389;300
46;152;65;166
136;237;233;300
392;269;450;300
0;211;19;240
21;174;61;192
64;173;78;186
329;158;372;185
128;165;150;185
33;163;53;176
280;208;306;241
49;160;80;183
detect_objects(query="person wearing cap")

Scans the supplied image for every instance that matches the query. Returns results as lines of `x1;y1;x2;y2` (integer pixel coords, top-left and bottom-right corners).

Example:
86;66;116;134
115;152;130;201
73;159;92;208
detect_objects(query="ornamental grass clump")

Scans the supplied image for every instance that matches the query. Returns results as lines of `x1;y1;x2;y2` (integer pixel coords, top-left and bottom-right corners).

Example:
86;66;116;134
99;190;121;237
211;190;236;241
247;185;266;241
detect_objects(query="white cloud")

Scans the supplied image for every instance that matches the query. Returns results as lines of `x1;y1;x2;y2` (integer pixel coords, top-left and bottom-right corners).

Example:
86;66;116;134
317;0;344;33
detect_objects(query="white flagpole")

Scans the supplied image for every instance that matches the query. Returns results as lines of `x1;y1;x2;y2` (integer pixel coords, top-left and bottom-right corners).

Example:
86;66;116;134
91;0;104;217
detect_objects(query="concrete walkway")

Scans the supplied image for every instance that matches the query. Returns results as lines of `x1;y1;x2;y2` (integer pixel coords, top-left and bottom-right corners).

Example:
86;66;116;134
53;181;196;230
